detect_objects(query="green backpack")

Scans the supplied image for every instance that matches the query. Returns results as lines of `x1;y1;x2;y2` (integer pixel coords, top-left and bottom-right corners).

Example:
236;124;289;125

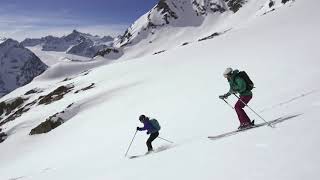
150;119;161;131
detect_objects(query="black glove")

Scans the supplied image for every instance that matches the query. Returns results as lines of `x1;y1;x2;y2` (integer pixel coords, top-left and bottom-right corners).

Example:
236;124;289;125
136;127;142;131
219;95;226;99
146;131;150;134
219;92;232;99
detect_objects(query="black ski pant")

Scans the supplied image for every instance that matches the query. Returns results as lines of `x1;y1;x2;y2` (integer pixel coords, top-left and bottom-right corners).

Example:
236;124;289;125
147;132;159;151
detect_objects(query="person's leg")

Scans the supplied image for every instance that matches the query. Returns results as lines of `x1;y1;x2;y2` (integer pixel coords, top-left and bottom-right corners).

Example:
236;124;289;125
146;132;159;151
235;95;252;125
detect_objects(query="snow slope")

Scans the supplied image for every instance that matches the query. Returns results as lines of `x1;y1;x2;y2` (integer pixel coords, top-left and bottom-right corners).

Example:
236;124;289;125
0;0;320;180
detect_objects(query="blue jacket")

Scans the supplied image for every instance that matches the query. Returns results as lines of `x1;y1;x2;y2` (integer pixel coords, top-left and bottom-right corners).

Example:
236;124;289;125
138;120;158;134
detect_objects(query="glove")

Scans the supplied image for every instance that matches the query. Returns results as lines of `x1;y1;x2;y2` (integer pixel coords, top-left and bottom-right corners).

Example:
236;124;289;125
219;93;229;99
219;95;226;99
136;127;142;131
146;131;150;134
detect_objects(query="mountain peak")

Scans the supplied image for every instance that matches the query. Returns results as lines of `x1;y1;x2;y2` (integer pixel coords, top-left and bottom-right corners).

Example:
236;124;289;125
0;38;21;48
0;38;48;97
72;29;80;34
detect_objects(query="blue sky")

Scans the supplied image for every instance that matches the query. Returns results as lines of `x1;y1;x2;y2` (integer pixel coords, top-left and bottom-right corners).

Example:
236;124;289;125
0;0;159;40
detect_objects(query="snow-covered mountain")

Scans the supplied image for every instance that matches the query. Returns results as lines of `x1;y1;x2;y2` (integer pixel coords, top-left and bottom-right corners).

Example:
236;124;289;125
97;0;294;60
0;37;7;44
0;39;48;97
1;0;319;180
21;30;114;57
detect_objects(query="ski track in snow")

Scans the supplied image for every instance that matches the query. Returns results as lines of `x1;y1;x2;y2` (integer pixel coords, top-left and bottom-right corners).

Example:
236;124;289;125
260;90;320;112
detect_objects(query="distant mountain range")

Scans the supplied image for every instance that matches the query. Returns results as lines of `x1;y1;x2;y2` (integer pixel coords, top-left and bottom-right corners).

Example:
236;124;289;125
21;30;114;58
0;39;48;97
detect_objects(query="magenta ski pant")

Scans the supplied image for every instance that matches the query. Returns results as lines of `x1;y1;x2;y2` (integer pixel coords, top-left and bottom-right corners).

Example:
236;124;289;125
235;95;252;124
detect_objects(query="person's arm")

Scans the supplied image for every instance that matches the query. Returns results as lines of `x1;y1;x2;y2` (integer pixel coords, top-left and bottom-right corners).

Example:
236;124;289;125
219;83;233;99
137;123;148;131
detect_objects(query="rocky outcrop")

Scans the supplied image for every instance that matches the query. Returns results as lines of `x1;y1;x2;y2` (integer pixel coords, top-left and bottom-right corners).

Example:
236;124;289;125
29;114;64;135
95;47;124;59
155;0;179;24
38;84;74;105
0;128;6;143
0;97;38;126
0;97;26;117
259;0;295;16
193;0;227;15
223;0;247;13
30;103;78;135
74;83;95;94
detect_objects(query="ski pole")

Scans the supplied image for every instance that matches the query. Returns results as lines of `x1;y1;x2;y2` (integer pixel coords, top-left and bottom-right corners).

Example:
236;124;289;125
125;130;138;157
222;98;234;109
158;136;174;144
233;94;274;128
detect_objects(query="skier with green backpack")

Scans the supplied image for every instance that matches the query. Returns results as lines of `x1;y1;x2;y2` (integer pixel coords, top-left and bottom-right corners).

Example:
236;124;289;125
219;68;255;129
136;114;161;153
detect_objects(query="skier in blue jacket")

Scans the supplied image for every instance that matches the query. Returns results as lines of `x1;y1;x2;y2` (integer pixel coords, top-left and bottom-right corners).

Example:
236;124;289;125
137;114;159;153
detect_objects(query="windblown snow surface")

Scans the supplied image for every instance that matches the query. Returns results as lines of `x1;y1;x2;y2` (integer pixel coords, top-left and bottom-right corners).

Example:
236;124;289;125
0;0;319;180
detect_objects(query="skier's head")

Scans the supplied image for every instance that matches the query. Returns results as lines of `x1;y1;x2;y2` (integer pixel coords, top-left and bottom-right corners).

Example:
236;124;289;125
139;114;147;122
223;67;233;78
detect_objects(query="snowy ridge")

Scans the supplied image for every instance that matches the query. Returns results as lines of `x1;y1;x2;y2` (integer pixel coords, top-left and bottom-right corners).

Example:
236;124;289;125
21;30;114;58
0;37;7;44
0;39;48;97
98;0;293;60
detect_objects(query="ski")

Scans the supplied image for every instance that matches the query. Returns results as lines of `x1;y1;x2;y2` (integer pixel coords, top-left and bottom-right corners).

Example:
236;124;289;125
208;115;299;140
128;145;173;159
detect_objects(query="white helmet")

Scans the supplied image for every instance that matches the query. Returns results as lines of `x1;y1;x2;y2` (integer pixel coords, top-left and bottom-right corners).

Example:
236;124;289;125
223;67;233;78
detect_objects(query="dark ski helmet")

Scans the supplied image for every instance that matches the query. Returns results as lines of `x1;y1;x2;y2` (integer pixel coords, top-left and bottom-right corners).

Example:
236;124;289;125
139;114;146;122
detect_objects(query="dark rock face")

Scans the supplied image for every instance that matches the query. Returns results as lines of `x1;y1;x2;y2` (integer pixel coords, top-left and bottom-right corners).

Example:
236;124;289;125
281;0;290;4
2;100;36;125
156;0;179;24
198;29;230;41
268;0;275;8
17;54;48;86
30;103;75;135
0;97;25;117
24;88;43;95
198;32;220;41
0;130;7;143
30;114;64;135
119;30;133;45
38;84;74;105
95;47;124;59
224;0;247;13
193;0;227;15
0;39;48;98
153;50;166;55
74;83;95;94
0;97;38;126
